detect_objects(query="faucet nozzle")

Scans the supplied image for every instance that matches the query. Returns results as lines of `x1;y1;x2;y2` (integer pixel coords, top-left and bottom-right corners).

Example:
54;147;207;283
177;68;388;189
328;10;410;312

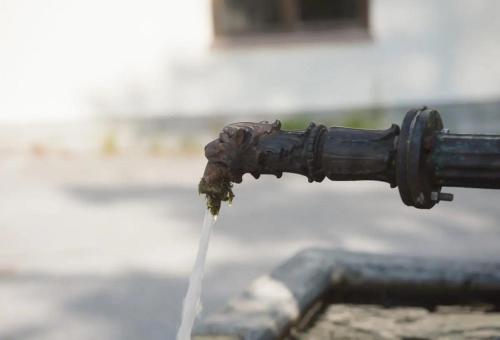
199;162;234;216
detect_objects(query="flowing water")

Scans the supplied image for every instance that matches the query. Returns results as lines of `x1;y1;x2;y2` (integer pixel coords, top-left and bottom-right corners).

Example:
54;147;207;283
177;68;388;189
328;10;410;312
176;210;217;340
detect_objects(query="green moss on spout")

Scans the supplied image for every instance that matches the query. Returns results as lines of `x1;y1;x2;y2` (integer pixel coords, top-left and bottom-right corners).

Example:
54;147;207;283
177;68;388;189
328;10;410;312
198;177;234;216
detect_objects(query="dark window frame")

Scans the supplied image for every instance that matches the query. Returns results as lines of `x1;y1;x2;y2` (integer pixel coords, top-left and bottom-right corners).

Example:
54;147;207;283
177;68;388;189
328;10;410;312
212;0;370;47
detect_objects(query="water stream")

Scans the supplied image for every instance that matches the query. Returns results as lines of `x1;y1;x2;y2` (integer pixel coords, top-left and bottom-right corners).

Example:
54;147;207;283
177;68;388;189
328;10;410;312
176;210;217;340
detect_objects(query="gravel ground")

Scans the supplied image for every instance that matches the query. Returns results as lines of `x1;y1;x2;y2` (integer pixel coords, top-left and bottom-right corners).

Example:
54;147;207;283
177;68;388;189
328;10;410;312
1;153;500;340
289;304;500;340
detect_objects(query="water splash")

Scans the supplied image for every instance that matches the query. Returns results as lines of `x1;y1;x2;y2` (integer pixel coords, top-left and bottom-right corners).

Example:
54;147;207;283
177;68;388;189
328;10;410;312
176;210;217;340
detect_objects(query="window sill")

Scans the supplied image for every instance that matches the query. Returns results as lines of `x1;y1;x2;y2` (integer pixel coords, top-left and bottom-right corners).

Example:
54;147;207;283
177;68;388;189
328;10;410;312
211;27;372;50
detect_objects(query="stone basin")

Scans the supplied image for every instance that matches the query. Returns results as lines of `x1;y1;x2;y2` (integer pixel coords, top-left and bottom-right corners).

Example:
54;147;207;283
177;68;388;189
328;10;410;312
194;248;500;340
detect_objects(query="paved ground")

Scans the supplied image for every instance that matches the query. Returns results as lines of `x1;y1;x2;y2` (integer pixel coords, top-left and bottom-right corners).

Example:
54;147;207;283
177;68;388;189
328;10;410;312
1;153;500;340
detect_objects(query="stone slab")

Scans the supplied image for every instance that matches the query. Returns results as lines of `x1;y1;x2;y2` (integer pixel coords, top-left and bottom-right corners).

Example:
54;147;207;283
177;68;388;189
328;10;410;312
194;248;500;340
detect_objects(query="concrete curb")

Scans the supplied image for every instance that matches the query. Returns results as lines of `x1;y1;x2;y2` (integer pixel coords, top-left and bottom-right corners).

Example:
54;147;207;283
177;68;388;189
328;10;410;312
193;248;500;340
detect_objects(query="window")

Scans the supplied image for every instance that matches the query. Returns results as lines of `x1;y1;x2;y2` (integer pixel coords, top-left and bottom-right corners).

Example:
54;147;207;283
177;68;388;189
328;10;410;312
213;0;369;42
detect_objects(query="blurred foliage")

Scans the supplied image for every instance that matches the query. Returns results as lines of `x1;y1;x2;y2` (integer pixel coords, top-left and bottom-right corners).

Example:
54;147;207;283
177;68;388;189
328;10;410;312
101;131;119;155
341;108;386;129
208;117;230;135
280;113;320;130
179;135;202;155
280;108;387;130
149;138;165;156
94;109;388;158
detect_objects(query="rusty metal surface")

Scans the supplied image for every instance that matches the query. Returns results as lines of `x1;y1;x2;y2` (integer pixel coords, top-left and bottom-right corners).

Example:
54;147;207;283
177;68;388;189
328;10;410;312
199;108;500;211
199;120;281;215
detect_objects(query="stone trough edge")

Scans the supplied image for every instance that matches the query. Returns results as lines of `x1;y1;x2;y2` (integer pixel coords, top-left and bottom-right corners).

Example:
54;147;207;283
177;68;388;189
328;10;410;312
193;248;500;340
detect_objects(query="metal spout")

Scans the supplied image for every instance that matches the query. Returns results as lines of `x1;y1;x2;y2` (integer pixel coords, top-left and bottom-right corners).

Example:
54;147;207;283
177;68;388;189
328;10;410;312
200;107;500;213
199;121;280;215
199;162;234;216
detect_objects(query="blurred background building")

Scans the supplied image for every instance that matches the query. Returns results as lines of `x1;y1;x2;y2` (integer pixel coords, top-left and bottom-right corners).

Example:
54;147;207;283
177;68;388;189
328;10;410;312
1;1;500;340
2;0;500;153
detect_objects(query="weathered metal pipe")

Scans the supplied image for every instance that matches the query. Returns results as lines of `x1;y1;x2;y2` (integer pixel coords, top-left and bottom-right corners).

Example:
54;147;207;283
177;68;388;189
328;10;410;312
433;133;500;189
199;107;500;214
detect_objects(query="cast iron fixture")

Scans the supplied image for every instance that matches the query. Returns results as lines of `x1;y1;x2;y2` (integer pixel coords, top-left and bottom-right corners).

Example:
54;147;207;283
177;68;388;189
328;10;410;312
199;107;500;214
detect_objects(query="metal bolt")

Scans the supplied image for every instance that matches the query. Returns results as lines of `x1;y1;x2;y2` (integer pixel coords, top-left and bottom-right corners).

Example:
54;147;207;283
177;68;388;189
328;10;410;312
431;191;454;202
438;192;454;201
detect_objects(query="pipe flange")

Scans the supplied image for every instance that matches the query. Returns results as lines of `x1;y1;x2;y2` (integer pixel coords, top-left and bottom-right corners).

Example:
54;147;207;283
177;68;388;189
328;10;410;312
304;123;327;182
397;107;443;208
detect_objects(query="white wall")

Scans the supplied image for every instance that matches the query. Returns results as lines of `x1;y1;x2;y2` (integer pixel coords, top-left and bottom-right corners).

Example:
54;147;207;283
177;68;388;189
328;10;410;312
1;0;500;124
0;0;212;124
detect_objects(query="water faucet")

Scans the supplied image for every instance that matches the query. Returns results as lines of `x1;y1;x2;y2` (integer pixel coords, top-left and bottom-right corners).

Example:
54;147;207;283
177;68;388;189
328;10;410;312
199;107;500;215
